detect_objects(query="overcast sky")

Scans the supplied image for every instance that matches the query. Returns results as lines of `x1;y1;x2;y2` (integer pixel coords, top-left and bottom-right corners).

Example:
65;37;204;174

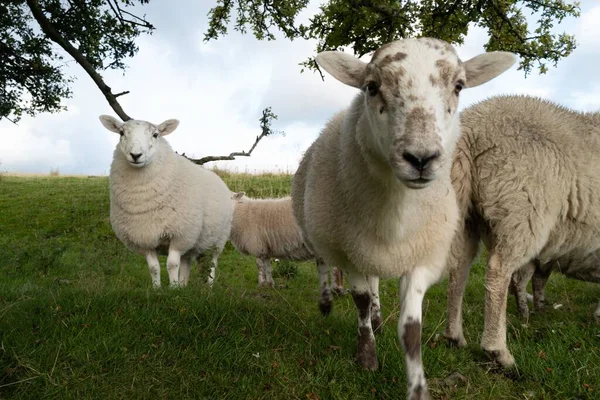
1;1;599;175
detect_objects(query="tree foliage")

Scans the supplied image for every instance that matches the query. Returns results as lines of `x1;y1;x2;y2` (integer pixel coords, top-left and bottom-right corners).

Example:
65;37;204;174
205;0;581;76
0;0;154;123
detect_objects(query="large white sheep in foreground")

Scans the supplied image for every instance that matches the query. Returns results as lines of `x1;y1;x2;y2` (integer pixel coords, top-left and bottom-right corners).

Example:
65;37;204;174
230;192;344;312
99;115;233;288
444;95;600;369
292;37;515;399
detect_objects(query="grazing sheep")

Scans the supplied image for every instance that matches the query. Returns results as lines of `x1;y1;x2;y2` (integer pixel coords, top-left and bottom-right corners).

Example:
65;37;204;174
444;95;600;369
99;115;233;288
510;255;600;322
292;37;515;398
230;192;344;311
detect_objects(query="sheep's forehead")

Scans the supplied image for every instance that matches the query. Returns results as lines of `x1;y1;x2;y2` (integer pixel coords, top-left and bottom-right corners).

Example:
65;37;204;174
368;38;464;95
122;120;156;136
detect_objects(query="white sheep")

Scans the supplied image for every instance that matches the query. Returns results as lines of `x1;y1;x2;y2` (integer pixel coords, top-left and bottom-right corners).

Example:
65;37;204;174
445;95;600;369
230;192;344;312
291;37;515;399
99;115;233;288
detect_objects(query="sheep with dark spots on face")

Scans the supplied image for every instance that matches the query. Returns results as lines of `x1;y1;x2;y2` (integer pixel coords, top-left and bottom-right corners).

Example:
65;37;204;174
229;192;344;311
99;115;233;288
444;95;600;369
291;37;515;399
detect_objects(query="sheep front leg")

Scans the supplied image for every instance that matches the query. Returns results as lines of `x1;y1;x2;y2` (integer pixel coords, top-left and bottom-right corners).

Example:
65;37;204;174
179;256;192;287
207;249;219;288
146;250;161;288
348;270;378;370
256;257;274;288
481;252;516;368
317;258;333;315
166;249;182;288
256;257;267;287
398;267;437;400
263;258;275;287
369;276;383;333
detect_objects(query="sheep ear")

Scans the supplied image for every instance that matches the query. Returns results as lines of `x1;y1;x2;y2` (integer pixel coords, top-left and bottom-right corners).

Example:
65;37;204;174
315;51;366;89
158;119;179;136
463;52;517;88
233;192;245;200
99;115;123;134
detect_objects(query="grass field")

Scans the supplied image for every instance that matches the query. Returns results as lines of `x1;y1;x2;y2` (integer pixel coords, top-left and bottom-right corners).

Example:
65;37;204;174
0;174;599;399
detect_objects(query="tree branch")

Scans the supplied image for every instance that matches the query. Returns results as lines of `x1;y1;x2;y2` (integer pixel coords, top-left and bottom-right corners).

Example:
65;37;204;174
183;107;281;165
26;0;132;121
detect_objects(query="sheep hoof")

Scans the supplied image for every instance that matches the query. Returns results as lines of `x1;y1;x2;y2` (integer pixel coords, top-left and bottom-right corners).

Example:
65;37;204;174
444;334;467;348
258;282;274;289
356;350;378;371
484;348;516;369
319;300;333;316
332;287;347;296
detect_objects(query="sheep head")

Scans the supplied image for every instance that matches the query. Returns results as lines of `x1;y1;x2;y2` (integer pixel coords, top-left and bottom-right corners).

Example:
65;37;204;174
315;37;516;189
99;115;179;168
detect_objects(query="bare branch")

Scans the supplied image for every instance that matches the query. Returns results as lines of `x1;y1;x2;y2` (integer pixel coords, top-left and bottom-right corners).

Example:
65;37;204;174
184;107;281;165
26;0;132;121
114;91;130;98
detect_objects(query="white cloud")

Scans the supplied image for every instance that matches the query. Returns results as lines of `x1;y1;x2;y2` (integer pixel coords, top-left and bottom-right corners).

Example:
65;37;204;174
576;5;600;51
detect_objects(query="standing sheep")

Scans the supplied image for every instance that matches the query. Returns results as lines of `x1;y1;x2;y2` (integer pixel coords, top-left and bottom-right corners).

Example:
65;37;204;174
99;115;233;288
229;192;344;312
292;37;515;399
444;95;600;369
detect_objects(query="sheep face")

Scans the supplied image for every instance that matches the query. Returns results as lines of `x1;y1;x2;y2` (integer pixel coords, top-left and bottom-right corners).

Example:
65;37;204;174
315;38;515;189
99;115;180;168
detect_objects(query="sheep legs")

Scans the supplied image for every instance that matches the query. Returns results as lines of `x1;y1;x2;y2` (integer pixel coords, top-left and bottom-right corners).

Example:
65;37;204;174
399;267;437;400
318;258;334;315
167;249;182;288
532;264;551;312
331;267;346;295
206;249;219;287
348;271;378;371
444;226;478;347
595;301;600;324
481;252;517;368
257;257;275;288
146;250;161;288
369;276;382;333
179;256;192;287
510;262;536;320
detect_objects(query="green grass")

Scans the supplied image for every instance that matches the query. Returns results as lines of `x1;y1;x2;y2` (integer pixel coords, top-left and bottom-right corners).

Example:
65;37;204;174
0;175;599;399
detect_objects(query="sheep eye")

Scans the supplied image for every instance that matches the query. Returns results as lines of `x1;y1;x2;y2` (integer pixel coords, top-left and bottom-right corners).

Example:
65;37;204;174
153;132;159;138
454;81;464;95
366;81;379;96
118;130;124;137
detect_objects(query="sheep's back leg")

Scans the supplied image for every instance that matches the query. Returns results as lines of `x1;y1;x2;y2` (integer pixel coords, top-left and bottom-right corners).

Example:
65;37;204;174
146;250;161;288
256;257;267;287
444;225;479;347
369;276;383;333
510;262;535;320
166;249;182;288
207;248;220;288
317;258;333;315
532;264;551;312
398;266;438;400
263;258;275;287
179;255;192;287
348;270;378;370
331;267;346;295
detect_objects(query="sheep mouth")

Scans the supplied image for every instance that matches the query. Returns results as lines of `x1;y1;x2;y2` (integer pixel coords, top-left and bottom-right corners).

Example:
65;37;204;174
404;177;433;189
129;161;146;168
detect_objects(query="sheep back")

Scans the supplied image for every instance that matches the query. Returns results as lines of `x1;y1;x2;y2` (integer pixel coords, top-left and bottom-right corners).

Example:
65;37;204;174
231;196;313;261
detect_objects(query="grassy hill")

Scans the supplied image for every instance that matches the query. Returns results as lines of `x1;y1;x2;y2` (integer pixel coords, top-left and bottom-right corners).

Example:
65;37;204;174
0;174;598;399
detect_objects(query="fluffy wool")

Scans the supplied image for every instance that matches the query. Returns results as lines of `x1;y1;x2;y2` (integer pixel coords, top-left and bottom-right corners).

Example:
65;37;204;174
230;193;344;308
292;37;515;399
445;95;600;368
103;116;233;288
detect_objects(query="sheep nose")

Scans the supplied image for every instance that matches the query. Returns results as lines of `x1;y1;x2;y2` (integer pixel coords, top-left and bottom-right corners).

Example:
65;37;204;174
130;153;142;161
402;151;439;172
